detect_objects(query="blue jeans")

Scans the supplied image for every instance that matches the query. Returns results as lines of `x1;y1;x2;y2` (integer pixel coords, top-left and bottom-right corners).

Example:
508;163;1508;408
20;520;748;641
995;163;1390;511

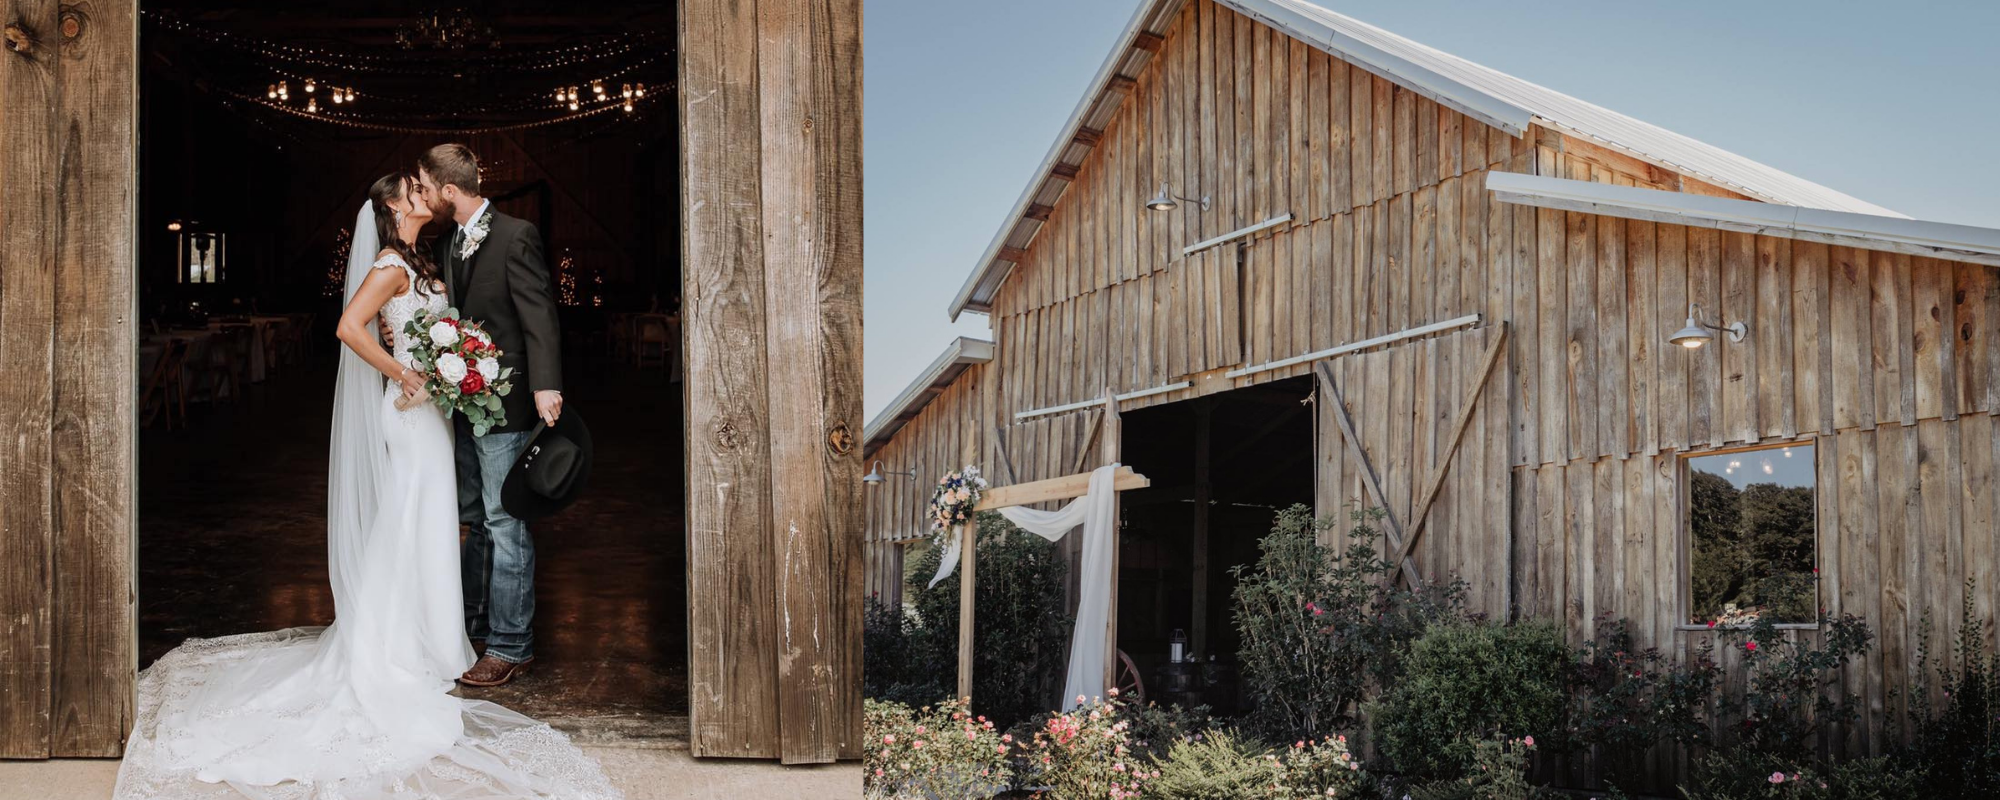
457;426;536;663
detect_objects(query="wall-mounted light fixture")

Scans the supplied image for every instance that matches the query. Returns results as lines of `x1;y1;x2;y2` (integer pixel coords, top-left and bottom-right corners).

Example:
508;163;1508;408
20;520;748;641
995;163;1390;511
1146;182;1209;212
863;460;917;486
1668;302;1747;349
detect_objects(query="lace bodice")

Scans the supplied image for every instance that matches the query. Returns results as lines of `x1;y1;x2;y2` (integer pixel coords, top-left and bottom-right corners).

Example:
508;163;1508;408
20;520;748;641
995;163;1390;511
374;253;447;368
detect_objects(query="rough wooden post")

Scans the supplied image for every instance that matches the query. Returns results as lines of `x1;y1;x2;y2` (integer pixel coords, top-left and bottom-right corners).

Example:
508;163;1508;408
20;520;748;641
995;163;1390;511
1191;397;1211;660
956;517;976;701
1099;387;1122;694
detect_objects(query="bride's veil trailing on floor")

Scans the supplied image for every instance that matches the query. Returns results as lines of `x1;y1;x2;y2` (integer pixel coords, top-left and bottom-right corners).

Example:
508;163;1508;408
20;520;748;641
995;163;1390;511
114;202;619;800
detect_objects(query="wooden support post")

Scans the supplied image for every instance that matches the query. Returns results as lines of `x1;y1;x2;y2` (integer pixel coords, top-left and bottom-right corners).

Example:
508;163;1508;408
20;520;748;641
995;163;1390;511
1191;397;1212;660
1099;387;1122;694
957;517;976;701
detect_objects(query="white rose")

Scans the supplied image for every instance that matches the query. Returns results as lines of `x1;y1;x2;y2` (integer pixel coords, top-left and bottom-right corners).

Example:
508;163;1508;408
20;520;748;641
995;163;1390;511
472;330;492;346
476;357;499;381
436;352;468;382
428;321;460;347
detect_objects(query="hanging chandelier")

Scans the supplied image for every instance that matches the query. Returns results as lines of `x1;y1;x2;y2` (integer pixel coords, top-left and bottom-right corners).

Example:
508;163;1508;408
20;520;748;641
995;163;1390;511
395;7;499;51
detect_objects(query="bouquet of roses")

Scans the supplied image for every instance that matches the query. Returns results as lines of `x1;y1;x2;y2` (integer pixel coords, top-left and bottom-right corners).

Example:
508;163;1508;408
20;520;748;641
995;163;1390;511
398;308;515;436
926;465;988;540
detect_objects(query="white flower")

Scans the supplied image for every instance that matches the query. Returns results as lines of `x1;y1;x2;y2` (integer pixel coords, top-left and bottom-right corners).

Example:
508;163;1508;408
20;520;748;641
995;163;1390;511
476;357;499;381
428;321;460;347
472;330;492;346
436;353;468;382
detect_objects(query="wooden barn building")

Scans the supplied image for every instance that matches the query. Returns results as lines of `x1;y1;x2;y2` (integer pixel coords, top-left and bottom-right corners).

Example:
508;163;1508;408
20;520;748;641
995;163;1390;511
862;0;2000;766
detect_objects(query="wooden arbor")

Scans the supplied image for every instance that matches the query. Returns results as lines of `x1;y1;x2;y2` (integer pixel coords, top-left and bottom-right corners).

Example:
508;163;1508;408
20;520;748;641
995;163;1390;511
955;388;1149;703
0;0;861;764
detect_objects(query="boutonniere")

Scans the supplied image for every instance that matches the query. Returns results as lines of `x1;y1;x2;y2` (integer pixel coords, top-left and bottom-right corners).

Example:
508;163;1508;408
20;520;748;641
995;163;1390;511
459;208;494;261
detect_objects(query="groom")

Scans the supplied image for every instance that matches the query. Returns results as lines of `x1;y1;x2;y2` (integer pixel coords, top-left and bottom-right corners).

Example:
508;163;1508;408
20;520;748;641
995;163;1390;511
417;143;564;687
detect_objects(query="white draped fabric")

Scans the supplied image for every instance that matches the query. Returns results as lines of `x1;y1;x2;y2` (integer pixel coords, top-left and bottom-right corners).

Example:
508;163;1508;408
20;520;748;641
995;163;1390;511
928;464;1121;712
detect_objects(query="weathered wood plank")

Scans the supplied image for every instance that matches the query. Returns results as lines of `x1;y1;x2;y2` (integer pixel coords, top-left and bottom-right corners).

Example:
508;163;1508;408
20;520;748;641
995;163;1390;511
1792;242;1831;434
1565;209;1598;461
1755;237;1794;437
683;0;781;757
1538;208;1566;464
0;0;60;759
1656;223;1689;451
1954;262;1992;416
1686;227;1720;446
1626;220;1657;455
1597;213;1627;458
1720;231;1757;443
1829;246;1875;430
1874;251;1914;427
1912;257;1952;421
49;0;138;757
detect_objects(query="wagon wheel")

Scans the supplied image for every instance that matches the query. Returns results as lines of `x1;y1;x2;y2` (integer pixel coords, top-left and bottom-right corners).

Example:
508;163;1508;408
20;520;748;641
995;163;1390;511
1115;649;1145;704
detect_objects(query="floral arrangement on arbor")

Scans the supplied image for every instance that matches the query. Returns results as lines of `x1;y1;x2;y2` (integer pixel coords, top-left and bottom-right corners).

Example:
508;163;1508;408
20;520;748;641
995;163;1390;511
927;465;987;540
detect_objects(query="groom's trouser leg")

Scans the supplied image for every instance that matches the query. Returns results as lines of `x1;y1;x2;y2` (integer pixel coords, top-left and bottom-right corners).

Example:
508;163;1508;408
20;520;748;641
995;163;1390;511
472;429;536;664
456;424;493;640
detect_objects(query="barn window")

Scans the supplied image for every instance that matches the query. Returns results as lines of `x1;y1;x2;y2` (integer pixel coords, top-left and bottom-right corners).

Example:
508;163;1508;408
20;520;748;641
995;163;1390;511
1684;443;1818;627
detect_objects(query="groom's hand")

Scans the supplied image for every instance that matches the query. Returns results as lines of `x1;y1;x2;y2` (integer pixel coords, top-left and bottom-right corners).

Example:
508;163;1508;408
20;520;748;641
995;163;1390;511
378;318;395;345
535;390;562;426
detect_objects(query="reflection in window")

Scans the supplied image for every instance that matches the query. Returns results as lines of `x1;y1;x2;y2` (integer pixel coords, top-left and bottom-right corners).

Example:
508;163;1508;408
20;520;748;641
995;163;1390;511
1687;444;1817;625
178;232;226;284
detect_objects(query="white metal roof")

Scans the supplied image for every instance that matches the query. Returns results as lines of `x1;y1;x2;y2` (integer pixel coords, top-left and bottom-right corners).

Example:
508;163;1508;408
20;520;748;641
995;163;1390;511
1488;172;2000;268
949;0;1902;320
862;337;995;457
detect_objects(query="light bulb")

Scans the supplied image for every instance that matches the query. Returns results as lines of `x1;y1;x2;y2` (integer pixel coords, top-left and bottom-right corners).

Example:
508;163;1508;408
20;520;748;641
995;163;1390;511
267;84;277;99
345;88;356;103
592;80;603;95
634;83;646;98
568;100;580;111
622;100;633;112
307;98;318;113
304;78;315;93
332;92;342;104
622;83;632;99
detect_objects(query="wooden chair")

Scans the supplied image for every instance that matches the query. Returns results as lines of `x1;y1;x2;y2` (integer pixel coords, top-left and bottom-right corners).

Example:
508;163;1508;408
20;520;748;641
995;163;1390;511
140;339;190;429
634;316;670;370
206;326;251;404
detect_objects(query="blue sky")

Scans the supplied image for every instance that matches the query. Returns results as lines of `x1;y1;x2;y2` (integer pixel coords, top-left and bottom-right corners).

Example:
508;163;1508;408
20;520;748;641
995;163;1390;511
863;0;2000;420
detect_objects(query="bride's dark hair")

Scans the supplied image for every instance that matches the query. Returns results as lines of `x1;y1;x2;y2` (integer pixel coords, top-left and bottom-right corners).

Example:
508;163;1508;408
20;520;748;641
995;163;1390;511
367;172;443;296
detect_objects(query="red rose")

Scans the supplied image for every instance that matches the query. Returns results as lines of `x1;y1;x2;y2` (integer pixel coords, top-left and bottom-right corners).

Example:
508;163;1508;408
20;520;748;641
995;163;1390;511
459;372;485;394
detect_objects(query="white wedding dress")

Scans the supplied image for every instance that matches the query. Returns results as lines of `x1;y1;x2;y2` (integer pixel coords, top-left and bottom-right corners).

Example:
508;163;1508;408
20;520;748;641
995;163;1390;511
114;208;620;800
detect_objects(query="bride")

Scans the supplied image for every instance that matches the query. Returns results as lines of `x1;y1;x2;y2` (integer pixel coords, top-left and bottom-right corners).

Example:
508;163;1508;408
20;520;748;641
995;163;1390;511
114;174;620;800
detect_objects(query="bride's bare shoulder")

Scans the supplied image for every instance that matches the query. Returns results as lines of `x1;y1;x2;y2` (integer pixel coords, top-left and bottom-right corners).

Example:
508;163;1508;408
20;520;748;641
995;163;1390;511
373;249;409;268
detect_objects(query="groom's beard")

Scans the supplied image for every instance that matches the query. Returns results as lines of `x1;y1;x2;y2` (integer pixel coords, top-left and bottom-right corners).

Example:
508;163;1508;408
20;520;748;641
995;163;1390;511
429;196;456;222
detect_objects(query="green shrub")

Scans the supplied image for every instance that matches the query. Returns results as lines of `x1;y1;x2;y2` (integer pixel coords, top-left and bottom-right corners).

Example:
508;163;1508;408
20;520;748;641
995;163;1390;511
1371;620;1567;780
863;698;1014;800
1122;701;1217;761
1894;580;2000;798
1232;505;1466;740
1024;692;1155;800
1715;611;1871;761
1143;728;1275;800
1405;735;1546;800
1682;752;1922;800
867;512;1072;730
1565;617;1723;785
1267;735;1367;799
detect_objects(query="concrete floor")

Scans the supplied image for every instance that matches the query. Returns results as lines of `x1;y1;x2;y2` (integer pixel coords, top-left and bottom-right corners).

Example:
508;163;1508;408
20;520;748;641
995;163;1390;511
0;748;862;799
141;350;689;730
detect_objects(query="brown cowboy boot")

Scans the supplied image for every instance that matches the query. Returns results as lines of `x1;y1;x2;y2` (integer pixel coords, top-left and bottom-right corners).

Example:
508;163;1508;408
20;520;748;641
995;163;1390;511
458;654;534;687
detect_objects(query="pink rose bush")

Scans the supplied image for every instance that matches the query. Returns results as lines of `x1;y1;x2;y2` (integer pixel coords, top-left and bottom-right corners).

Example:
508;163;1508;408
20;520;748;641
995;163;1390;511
864;698;1011;799
1265;734;1365;799
1024;691;1157;800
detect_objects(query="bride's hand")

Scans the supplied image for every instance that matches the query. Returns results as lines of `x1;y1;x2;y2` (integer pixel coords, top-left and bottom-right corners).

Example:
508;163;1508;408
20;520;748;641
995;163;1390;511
399;367;429;398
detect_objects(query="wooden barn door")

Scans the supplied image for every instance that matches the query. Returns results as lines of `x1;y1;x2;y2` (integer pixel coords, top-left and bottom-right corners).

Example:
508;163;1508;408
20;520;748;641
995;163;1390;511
0;0;140;759
679;0;863;763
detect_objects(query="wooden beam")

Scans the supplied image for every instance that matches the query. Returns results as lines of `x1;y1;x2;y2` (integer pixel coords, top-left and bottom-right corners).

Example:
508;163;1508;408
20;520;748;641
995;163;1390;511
1024;203;1055;221
990;425;1020;486
974;465;1150;510
1387;327;1508;573
956;511;976;701
1132;32;1165;53
1313;363;1425;588
1050;162;1081;180
1098;387;1122;695
1073;127;1104;147
1106;74;1139;93
998;245;1029;263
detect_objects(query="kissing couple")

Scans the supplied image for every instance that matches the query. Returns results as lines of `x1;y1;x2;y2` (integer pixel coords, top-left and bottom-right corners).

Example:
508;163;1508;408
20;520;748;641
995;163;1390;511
113;144;618;800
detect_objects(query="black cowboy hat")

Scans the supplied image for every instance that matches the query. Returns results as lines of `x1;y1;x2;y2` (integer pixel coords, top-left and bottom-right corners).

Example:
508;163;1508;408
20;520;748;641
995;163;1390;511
501;405;593;521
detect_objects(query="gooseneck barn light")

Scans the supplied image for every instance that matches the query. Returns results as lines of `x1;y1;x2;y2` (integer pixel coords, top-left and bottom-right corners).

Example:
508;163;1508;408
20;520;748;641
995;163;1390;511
1146;182;1209;212
862;460;916;486
1668;302;1747;349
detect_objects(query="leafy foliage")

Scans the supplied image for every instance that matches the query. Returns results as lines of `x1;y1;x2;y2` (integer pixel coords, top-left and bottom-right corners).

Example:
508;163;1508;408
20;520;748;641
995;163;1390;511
1682;752;1922;800
1370;621;1568;781
1023;692;1155;800
1405;736;1547;800
1142;728;1276;800
1564;618;1723;784
1230;505;1466;741
1893;580;2000;799
1121;701;1218;762
862;512;1072;731
863;698;1014;800
1265;735;1367;800
1715;611;1872;761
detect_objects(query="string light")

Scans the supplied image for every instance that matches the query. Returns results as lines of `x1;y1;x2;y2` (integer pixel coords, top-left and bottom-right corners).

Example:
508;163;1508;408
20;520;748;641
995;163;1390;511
306;96;318;113
621;82;632;99
591;80;603;97
304;78;316;94
144;10;666;76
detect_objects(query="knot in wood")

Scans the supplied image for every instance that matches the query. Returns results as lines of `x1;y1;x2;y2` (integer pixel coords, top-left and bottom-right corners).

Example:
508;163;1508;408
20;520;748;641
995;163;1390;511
60;10;81;41
3;23;36;55
827;422;853;456
801;116;814;133
713;420;742;450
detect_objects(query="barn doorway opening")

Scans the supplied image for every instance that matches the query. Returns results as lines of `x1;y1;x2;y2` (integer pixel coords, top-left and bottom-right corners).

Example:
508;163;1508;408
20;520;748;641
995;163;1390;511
1115;376;1316;713
135;2;688;737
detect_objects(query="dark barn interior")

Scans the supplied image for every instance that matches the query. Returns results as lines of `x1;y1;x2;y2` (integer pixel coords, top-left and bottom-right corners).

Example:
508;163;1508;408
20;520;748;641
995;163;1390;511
1116;376;1315;713
136;1;688;728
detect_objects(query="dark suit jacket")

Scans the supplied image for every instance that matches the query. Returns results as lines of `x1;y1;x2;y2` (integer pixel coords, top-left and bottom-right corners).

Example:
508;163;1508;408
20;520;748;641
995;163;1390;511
436;207;561;434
